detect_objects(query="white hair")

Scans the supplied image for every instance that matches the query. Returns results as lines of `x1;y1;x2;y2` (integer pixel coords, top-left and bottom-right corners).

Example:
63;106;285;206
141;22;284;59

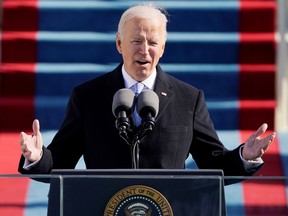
117;3;168;39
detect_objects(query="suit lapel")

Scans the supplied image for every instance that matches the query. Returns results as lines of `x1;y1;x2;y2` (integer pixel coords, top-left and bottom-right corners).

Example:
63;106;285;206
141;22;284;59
154;65;174;120
104;63;125;100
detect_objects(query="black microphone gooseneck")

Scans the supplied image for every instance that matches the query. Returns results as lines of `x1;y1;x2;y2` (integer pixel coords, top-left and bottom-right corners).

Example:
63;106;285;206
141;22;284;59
133;90;159;168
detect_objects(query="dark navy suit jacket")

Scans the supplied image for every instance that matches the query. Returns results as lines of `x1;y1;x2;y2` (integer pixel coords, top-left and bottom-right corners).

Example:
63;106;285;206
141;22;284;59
19;63;261;176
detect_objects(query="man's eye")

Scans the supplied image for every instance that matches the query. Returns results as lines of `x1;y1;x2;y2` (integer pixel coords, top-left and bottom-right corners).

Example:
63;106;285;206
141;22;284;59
132;40;141;44
149;41;158;46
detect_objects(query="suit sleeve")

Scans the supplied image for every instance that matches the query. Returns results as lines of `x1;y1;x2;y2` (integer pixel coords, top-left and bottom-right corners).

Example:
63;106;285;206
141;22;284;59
190;90;262;176
18;88;84;174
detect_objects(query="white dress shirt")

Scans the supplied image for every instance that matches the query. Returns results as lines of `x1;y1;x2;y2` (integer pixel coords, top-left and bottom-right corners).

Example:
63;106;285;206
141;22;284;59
121;65;156;90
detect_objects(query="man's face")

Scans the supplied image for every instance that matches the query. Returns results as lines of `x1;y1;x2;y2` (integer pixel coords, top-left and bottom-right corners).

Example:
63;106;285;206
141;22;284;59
116;17;166;82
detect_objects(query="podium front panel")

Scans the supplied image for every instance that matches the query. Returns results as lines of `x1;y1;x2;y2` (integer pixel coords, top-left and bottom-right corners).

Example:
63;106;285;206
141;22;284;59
49;169;225;216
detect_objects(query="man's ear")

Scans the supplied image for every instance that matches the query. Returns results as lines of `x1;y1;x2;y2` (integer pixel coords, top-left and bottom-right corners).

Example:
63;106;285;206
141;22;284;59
116;33;122;54
160;42;166;58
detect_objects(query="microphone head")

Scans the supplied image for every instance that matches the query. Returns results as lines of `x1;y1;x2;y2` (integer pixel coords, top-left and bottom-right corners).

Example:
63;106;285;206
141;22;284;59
137;90;159;118
112;88;135;117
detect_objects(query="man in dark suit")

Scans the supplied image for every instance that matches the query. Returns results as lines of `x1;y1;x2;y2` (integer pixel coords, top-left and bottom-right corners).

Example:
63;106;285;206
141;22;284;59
18;4;276;177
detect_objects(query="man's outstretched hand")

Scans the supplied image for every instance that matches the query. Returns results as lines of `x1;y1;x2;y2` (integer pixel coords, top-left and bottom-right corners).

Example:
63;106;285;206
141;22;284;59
19;119;43;162
242;123;276;161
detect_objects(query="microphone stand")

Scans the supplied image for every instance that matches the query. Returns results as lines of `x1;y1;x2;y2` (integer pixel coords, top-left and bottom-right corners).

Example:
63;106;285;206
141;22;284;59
131;136;140;169
129;127;150;169
116;114;131;146
131;115;156;169
116;114;156;169
116;117;140;169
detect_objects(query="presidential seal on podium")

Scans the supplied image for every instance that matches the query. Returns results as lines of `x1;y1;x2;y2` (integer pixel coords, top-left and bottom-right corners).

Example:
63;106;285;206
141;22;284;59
104;185;173;216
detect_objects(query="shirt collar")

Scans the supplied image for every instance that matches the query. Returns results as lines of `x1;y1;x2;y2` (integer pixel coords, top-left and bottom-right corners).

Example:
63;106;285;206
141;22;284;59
121;65;157;90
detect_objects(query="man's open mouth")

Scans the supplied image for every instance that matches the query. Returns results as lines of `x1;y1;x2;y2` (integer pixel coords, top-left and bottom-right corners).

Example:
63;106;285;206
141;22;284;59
136;60;149;65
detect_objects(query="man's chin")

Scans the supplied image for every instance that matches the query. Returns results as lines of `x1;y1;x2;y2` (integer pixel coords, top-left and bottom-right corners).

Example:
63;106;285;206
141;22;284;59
134;70;151;81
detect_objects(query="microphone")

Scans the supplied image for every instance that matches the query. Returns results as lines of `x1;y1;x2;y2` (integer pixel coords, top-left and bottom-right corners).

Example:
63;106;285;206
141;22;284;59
136;90;159;134
112;89;135;141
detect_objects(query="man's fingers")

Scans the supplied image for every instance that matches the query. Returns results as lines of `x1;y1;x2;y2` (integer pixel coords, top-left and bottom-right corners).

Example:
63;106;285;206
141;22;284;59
257;132;276;154
254;123;268;138
268;131;276;141
20;142;27;152
19;132;24;145
32;119;41;136
19;120;43;161
264;132;276;146
19;132;27;145
32;119;43;150
23;149;32;158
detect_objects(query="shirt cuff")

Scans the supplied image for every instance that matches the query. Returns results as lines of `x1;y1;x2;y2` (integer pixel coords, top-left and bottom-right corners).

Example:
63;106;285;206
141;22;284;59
23;150;43;170
239;146;263;171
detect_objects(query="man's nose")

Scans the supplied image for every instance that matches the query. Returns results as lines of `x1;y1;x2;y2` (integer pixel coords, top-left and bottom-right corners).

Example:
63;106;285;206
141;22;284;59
139;42;149;55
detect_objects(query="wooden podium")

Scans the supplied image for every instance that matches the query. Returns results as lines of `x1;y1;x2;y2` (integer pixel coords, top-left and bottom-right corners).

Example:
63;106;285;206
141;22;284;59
48;169;226;216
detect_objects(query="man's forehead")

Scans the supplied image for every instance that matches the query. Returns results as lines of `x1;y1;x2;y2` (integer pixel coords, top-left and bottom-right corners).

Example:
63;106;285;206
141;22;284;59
126;18;165;32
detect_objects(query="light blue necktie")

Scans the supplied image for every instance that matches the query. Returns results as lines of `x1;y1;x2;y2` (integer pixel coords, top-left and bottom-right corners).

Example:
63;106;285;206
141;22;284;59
131;83;144;126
